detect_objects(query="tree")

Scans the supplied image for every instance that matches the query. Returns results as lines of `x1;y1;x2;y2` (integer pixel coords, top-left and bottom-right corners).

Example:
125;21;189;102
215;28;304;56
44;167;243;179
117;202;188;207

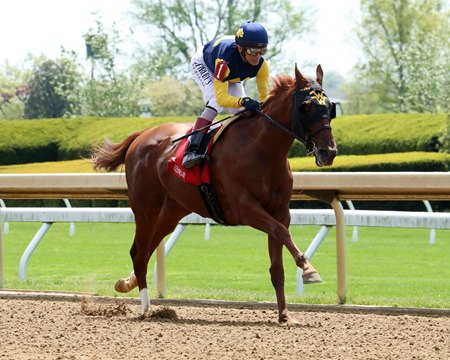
24;52;83;119
353;0;449;113
140;76;204;116
0;66;25;119
0;58;37;119
84;19;121;81
129;0;313;78
82;19;142;117
82;75;142;117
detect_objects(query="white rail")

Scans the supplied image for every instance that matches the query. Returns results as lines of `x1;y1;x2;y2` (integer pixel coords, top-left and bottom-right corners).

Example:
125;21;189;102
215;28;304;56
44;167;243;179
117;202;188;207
1;206;449;297
1;172;449;303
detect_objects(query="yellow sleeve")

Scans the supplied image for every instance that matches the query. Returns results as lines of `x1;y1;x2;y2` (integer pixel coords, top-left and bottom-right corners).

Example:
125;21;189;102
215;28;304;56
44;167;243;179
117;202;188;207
214;79;242;108
256;59;269;101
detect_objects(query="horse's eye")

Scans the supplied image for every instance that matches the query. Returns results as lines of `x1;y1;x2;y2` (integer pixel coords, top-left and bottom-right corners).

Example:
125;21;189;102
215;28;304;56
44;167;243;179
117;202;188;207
300;101;311;113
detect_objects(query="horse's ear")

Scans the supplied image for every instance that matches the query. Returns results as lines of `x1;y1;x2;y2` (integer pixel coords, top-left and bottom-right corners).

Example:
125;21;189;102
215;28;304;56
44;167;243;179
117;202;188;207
295;63;308;89
316;64;324;87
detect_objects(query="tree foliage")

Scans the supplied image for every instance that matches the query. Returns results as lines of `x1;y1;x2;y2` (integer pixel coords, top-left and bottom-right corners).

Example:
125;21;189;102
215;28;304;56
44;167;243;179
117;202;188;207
351;0;449;113
0;61;29;119
83;19;121;81
82;76;142;117
24;52;83;119
82;19;141;117
140;76;203;116
129;0;313;78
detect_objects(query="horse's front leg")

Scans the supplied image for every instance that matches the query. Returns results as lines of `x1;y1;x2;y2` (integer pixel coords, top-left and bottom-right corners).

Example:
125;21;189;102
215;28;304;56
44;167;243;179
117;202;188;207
244;206;320;275
266;216;322;284
268;235;295;324
243;206;322;322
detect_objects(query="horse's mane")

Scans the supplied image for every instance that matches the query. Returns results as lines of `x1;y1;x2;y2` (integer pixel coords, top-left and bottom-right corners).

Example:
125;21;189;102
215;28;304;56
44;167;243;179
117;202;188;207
236;74;301;120
263;75;296;114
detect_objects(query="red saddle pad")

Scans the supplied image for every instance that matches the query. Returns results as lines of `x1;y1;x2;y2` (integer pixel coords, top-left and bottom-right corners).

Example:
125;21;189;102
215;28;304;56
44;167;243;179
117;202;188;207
167;129;212;186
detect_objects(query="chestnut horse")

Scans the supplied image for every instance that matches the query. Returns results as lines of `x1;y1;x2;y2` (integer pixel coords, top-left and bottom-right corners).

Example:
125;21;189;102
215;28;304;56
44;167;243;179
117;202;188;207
92;65;337;324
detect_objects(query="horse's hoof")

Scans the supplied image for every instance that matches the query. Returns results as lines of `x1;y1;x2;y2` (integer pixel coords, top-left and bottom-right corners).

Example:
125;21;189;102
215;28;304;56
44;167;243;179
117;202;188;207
279;317;300;327
302;271;323;284
114;272;138;293
115;279;128;293
278;310;299;326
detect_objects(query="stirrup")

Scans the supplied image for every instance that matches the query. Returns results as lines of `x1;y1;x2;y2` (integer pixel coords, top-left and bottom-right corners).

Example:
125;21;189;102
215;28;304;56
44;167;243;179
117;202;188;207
182;152;208;169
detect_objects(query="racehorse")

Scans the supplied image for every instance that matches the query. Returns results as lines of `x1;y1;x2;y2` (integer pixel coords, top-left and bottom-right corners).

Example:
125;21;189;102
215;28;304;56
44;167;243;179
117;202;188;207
92;64;337;324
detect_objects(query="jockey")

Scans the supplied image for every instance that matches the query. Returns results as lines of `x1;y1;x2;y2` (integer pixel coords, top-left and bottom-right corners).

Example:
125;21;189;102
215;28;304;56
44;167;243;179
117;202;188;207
182;20;270;169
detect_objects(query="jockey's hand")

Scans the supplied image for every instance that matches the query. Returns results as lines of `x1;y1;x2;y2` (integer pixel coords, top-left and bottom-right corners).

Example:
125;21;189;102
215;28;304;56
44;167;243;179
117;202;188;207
241;97;261;112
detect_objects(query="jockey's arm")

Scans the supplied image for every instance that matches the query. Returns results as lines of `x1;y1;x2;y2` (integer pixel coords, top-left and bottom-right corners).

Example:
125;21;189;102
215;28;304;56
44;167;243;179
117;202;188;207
213;59;241;108
255;59;269;102
213;58;270;108
214;79;241;108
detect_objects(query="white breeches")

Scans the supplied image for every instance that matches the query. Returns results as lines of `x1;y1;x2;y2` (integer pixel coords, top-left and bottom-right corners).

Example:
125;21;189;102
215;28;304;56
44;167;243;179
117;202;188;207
190;47;245;115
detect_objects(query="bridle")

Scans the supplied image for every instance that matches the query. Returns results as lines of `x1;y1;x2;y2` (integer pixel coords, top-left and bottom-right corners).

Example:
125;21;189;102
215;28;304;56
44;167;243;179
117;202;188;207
258;84;335;156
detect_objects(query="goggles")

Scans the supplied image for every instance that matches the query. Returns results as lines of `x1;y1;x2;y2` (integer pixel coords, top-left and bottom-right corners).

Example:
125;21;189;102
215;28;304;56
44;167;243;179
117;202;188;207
245;47;267;56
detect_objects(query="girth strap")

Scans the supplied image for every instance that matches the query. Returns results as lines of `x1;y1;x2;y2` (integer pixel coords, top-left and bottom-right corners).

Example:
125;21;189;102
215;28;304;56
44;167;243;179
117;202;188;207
198;182;229;226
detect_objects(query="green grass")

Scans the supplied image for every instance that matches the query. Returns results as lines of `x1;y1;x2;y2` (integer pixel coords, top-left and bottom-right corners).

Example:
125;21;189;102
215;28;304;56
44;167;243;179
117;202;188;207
2;222;449;308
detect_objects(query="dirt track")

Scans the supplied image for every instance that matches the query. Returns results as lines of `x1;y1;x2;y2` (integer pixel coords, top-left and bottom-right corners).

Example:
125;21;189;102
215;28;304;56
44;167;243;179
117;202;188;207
0;293;449;360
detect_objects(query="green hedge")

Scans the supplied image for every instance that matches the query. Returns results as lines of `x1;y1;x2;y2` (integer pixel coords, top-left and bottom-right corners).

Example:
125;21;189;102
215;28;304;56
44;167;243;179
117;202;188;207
0;113;447;165
0;116;190;165
289;113;447;157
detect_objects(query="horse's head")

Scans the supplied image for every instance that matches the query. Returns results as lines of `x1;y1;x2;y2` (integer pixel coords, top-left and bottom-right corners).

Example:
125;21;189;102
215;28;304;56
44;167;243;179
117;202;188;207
292;64;338;167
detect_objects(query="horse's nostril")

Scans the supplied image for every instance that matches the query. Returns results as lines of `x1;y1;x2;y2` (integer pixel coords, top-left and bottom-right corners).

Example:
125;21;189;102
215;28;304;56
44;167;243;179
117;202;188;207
318;149;329;158
316;147;337;167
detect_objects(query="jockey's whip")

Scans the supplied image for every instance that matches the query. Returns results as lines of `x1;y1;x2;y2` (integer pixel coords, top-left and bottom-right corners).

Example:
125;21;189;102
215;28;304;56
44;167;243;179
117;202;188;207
171;109;246;143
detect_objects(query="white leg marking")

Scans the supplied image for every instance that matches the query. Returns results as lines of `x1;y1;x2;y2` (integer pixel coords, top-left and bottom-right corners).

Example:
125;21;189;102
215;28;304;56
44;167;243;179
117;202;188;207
140;288;150;315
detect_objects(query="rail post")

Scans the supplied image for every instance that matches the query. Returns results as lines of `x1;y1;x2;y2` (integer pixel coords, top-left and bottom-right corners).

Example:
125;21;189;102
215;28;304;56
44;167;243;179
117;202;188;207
331;197;346;303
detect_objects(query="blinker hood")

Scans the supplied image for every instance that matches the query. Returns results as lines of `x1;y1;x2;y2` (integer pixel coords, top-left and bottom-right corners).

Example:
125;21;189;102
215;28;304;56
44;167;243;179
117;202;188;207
291;86;334;141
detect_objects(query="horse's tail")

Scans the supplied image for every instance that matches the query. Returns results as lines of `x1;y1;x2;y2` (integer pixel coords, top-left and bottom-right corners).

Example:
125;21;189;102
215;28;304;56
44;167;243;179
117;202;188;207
91;130;144;172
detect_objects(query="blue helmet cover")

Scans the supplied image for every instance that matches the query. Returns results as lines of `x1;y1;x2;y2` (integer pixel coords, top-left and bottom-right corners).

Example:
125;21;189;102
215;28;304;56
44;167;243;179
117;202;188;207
235;20;268;47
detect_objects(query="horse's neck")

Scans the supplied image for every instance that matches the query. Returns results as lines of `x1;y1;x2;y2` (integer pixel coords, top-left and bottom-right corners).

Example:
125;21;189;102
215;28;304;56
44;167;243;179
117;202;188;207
264;120;294;157
247;110;294;160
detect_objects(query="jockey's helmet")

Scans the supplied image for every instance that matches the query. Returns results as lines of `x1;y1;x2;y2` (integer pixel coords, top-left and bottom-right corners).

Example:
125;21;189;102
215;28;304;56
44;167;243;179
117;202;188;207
235;20;268;48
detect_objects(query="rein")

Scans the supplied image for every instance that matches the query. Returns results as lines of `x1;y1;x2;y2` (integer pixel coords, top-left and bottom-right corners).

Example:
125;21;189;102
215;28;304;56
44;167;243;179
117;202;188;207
256;109;308;145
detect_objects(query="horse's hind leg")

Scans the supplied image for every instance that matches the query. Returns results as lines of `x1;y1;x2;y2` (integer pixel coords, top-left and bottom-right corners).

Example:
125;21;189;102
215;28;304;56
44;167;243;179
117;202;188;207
127;203;187;316
114;215;154;296
115;240;139;293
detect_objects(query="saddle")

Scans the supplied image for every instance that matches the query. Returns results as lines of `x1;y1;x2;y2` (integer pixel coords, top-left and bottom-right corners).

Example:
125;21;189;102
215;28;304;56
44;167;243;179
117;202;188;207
167;115;240;225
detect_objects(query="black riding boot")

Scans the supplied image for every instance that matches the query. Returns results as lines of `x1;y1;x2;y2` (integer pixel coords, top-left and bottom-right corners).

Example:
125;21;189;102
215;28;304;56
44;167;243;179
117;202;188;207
182;130;208;169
